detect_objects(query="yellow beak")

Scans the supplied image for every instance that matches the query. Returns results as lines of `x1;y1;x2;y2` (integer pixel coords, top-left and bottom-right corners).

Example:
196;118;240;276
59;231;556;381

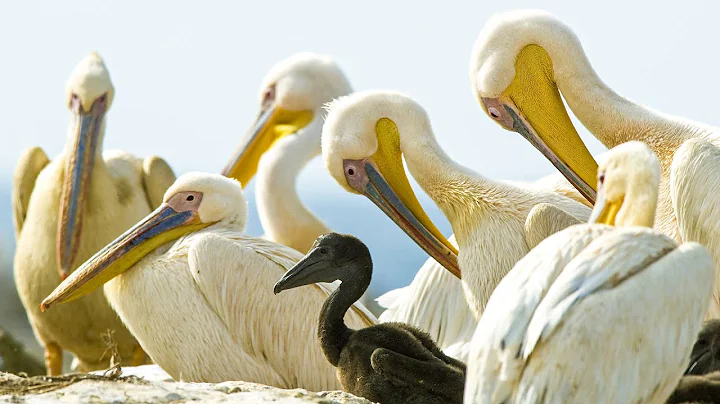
588;185;623;226
343;118;461;278
41;203;209;311
221;104;313;187
484;44;598;204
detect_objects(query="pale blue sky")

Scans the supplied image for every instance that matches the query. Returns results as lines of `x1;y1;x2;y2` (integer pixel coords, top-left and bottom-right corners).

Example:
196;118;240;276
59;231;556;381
2;0;718;189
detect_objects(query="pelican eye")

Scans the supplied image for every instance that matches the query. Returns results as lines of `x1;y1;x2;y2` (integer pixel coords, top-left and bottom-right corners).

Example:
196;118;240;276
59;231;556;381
488;107;501;119
186;195;194;202
346;167;355;176
598;173;606;184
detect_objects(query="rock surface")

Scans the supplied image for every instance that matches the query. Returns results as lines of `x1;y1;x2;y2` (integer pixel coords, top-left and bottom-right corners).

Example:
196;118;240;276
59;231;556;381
0;369;375;403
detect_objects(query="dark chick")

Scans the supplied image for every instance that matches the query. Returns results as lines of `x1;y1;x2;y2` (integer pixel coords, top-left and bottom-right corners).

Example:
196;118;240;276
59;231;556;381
686;320;720;375
666;371;720;404
274;233;466;404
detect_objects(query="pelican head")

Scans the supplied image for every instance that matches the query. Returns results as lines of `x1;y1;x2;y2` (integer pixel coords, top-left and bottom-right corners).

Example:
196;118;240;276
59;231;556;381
41;172;247;311
321;90;460;278
589;141;660;227
222;53;352;186
470;9;598;204
57;52;116;280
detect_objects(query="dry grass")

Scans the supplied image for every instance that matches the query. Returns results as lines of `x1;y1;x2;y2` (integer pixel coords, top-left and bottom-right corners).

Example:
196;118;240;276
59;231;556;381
0;327;148;396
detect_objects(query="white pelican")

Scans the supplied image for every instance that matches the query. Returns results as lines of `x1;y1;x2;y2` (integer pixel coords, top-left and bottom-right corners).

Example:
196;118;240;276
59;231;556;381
12;52;174;374
40;172;377;389
221;52;351;254
465;141;714;404
471;9;720;317
321;90;591;319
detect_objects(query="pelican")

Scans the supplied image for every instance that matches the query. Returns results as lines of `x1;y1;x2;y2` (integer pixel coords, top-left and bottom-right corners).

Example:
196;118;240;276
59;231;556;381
465;141;714;403
321;90;591;319
471;9;720;317
221;52;351;254
12;52;174;375
40;172;377;389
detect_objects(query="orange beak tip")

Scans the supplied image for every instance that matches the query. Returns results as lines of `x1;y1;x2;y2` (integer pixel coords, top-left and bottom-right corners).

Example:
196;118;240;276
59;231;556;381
40;302;49;312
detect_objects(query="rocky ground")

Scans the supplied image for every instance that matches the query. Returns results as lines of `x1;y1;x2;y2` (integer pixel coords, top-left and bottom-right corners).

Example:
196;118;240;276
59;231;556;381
0;367;374;403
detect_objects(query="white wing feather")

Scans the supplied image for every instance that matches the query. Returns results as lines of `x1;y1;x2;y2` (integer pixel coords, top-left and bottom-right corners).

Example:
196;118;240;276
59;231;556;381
671;137;720;317
184;230;374;389
466;225;609;403
465;225;714;404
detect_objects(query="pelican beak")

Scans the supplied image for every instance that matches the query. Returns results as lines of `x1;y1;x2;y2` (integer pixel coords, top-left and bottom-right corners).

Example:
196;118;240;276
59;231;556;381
588;186;622;225
41;203;209;311
273;247;335;294
57;95;107;280
343;118;461;279
221;104;313;187
480;45;598;205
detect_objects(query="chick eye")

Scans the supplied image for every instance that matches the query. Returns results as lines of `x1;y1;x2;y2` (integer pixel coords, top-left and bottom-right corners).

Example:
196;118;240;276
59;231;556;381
319;248;328;255
697;339;708;347
186;195;194;202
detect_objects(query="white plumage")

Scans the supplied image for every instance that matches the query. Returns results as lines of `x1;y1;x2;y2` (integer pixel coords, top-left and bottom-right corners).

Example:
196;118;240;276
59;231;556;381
464;142;714;403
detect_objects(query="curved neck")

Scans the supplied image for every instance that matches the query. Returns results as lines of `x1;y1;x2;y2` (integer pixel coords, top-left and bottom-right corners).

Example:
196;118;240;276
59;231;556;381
255;115;329;253
538;38;705;150
396;117;514;245
618;187;658;228
318;258;371;366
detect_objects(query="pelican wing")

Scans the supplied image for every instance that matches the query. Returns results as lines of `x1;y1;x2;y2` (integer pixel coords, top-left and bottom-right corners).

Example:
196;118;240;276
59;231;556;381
141;156;176;208
466;224;609;403
524;203;583;249
183;232;374;388
671;137;720;316
184;231;376;334
12;146;50;238
521;229;678;359
513;239;714;403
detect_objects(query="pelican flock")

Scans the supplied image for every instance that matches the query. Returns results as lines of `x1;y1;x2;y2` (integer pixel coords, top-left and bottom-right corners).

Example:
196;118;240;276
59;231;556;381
5;6;719;404
471;9;720;318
